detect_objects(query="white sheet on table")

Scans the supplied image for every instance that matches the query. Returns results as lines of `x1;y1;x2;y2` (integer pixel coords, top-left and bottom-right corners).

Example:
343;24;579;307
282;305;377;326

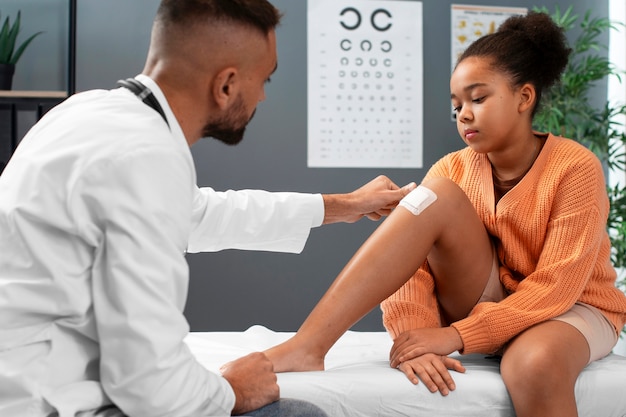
185;325;626;417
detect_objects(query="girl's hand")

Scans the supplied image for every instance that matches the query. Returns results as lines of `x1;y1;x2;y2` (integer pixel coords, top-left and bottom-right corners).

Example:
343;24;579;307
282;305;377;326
396;353;466;395
390;327;463;368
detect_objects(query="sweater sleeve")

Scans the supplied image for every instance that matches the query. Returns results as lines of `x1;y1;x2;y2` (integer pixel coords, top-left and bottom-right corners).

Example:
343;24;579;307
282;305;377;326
453;140;616;354
381;262;441;339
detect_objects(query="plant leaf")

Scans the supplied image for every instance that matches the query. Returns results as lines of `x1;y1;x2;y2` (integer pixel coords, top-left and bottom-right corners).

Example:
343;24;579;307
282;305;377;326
0;14;12;63
4;10;21;64
0;10;43;64
10;31;43;64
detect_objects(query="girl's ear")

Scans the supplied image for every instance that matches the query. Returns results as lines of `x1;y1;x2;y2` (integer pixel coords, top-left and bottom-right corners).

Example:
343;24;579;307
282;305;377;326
212;67;239;110
518;83;536;114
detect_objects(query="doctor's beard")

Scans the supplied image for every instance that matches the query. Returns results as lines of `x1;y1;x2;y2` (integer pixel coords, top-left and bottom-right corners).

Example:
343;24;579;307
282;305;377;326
202;95;255;146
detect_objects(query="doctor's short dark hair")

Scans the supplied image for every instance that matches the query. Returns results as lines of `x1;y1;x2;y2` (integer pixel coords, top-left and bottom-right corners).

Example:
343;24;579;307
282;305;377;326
156;0;283;36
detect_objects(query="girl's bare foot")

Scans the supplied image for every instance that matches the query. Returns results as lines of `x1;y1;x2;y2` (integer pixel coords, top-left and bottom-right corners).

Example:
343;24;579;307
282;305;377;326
264;337;325;373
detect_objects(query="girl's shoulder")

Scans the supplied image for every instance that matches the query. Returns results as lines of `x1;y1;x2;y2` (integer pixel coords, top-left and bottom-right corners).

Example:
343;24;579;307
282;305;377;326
537;134;606;195
544;133;602;168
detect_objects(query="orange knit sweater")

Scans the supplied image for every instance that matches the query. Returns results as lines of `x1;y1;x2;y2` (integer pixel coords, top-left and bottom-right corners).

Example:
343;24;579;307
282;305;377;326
381;134;626;354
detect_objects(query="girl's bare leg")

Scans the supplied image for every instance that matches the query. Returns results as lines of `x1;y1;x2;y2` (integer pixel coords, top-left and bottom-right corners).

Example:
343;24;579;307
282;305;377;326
500;321;589;417
265;177;494;372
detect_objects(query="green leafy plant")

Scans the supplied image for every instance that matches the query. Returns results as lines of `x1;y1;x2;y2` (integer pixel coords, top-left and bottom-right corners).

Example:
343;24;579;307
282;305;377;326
0;10;43;65
532;6;626;334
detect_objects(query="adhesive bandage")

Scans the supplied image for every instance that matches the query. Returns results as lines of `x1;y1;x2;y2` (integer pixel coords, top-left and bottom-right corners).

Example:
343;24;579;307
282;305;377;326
398;185;437;215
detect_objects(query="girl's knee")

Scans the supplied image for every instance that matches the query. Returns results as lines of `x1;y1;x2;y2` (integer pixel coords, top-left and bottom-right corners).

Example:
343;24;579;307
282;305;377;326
420;177;462;196
501;342;572;392
501;321;590;391
419;178;471;210
418;178;481;224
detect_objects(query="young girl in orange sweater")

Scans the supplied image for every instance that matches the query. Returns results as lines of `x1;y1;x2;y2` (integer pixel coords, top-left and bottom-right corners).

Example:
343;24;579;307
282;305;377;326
264;11;626;417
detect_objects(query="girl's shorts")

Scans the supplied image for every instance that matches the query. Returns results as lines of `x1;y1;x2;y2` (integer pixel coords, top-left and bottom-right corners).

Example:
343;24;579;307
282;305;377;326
478;247;618;363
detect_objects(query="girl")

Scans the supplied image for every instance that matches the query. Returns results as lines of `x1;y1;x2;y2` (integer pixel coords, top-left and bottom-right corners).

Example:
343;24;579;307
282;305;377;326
264;11;626;417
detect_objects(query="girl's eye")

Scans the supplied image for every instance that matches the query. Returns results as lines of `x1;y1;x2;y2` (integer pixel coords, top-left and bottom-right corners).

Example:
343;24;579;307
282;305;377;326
472;96;486;103
452;105;461;113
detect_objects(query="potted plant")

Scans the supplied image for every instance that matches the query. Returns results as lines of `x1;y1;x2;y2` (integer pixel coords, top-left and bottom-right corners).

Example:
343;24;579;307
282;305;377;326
0;10;43;90
532;5;626;336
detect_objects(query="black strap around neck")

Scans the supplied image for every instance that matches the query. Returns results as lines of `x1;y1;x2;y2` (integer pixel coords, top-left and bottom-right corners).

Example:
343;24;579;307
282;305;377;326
117;78;169;127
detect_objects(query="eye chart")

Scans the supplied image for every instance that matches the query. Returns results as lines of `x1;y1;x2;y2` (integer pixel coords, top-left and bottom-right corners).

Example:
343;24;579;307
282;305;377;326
450;4;527;120
307;0;423;168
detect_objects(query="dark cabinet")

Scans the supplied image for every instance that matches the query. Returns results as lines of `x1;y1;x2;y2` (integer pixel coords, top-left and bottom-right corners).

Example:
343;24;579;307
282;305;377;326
0;0;76;174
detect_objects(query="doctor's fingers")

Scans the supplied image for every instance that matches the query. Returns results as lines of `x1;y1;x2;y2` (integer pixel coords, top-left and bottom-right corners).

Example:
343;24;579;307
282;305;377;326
221;352;280;415
353;176;416;210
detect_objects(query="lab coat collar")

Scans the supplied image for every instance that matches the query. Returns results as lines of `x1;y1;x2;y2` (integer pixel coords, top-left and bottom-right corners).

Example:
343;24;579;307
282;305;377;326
135;74;188;149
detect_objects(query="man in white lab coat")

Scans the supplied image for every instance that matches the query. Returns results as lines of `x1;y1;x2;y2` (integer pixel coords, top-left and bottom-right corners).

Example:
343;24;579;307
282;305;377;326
0;1;415;416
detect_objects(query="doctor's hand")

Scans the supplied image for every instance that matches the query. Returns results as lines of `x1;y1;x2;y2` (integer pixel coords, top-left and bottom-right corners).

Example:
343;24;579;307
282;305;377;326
389;327;463;368
220;352;279;415
396;353;466;395
322;175;417;224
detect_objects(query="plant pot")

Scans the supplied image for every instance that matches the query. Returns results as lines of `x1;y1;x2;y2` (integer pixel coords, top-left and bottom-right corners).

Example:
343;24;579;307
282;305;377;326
0;63;16;90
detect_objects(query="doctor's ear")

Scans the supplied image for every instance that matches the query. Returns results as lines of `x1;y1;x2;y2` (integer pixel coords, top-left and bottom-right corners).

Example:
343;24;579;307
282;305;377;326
212;67;239;110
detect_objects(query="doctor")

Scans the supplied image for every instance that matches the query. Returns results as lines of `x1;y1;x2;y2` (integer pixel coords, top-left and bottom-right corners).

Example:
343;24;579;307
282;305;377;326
0;1;415;416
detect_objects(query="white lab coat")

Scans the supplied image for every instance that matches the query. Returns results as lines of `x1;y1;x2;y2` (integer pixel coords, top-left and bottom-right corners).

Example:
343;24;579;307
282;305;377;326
0;75;323;417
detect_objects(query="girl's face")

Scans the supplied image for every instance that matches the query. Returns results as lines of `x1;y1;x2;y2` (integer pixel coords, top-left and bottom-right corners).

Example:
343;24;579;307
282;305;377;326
450;56;529;155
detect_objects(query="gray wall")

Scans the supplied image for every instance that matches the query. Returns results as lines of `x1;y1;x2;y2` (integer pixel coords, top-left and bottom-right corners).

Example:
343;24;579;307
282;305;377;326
2;0;609;331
